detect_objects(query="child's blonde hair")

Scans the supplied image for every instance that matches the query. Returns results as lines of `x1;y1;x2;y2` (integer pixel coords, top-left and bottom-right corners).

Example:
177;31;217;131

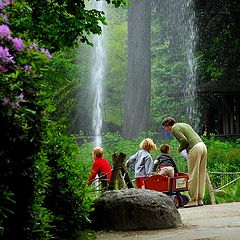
140;138;157;151
93;147;104;158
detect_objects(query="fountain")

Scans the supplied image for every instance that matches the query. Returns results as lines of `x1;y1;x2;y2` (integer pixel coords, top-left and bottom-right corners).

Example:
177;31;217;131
182;0;199;131
152;0;199;131
90;0;107;147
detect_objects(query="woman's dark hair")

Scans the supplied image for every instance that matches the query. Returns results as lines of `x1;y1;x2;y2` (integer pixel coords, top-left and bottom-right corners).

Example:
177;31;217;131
162;117;176;127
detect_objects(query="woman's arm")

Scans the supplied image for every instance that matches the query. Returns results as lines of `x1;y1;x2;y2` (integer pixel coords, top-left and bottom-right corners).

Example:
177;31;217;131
172;129;188;152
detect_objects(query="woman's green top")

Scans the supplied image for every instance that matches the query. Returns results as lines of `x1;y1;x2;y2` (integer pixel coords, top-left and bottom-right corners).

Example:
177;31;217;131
172;123;202;152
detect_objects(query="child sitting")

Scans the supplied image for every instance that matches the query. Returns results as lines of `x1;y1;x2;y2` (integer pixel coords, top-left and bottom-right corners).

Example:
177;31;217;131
88;147;112;191
152;144;178;177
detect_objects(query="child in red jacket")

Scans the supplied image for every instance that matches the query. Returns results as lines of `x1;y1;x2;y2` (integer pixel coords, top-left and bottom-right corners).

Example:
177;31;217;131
88;147;112;191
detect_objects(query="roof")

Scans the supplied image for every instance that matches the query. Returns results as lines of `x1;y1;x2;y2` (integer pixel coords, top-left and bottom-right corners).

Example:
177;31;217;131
197;78;240;94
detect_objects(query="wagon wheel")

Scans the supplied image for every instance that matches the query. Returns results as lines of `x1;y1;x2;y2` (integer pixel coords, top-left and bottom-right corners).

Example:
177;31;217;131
180;194;190;206
171;194;181;208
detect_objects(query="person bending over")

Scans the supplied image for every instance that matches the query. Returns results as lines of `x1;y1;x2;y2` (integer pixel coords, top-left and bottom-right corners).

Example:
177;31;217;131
162;116;207;207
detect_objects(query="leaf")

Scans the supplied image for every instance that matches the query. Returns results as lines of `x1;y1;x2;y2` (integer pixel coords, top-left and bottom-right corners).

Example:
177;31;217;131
25;109;36;115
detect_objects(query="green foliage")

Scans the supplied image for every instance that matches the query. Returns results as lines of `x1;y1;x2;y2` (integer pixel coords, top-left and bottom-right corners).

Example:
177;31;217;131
7;0;128;52
1;2;239;239
150;15;189;129
0;187;15;237
47;48;88;133
202;135;240;203
102;132;141;159
198;29;233;82
28;153;53;239
197;1;240;86
0;11;54;237
20;121;95;240
1;2;94;239
216;180;240;203
204;136;240;175
79;132;188;181
74;229;96;240
204;179;240;205
79;132;140;168
104;6;127;129
40;123;93;239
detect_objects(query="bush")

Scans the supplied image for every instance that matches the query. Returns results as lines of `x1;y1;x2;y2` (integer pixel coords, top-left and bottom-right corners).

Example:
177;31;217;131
203;135;240;203
0;2;94;239
0;2;54;237
40;123;93;239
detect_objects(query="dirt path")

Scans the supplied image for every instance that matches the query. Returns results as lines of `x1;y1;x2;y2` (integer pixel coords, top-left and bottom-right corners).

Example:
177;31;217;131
96;202;240;240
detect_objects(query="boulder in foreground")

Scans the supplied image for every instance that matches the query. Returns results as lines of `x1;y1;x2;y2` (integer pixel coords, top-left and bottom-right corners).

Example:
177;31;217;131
91;188;182;230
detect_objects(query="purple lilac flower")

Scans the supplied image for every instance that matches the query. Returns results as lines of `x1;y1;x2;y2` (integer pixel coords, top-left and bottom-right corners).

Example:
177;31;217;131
2;96;10;106
29;42;38;50
0;46;14;63
2;99;20;109
23;65;32;71
12;37;24;52
0;24;11;39
7;0;14;4
0;1;4;9
0;0;14;9
0;13;9;24
18;92;24;101
40;48;52;59
11;101;20;109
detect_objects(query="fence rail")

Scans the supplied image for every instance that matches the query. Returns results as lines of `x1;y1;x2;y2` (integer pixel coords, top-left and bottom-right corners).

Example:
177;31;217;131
209;171;240;192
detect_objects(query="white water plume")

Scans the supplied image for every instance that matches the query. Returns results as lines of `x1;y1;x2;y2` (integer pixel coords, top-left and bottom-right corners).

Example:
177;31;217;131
90;0;107;147
183;0;199;130
156;0;199;129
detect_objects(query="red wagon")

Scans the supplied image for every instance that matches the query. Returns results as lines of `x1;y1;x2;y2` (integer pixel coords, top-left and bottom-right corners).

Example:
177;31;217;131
144;172;190;208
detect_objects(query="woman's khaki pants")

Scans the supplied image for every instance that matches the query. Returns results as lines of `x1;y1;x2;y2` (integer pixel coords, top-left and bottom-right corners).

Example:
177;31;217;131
188;142;207;201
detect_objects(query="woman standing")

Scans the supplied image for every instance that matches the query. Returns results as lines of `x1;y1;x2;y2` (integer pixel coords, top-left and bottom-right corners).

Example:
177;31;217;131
162;117;207;207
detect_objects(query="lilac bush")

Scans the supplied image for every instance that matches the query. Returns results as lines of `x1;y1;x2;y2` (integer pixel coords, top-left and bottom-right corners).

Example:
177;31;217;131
0;24;11;38
0;10;52;108
0;0;54;238
12;37;24;51
1;1;93;239
0;45;14;63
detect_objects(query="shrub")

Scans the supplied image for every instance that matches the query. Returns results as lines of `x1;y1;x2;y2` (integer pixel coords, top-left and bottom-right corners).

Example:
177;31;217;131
40;123;93;239
0;1;54;237
0;2;94;239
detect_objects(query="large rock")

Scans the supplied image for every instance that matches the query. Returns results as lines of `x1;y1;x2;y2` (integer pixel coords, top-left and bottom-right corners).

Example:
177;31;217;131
91;188;182;230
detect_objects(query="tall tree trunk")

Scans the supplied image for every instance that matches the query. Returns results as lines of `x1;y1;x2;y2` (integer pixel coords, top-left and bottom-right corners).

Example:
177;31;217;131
122;0;151;140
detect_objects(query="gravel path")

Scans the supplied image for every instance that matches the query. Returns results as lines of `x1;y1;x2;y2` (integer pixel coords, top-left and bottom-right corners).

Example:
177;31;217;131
96;202;240;240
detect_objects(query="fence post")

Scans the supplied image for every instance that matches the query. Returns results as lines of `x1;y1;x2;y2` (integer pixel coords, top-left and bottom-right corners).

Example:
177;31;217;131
108;152;134;190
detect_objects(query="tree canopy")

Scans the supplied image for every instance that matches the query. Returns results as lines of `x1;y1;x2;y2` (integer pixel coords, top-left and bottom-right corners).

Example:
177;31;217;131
7;0;127;51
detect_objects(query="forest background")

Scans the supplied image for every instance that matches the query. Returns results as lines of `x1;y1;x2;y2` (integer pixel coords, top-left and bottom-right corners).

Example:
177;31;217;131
0;0;240;240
